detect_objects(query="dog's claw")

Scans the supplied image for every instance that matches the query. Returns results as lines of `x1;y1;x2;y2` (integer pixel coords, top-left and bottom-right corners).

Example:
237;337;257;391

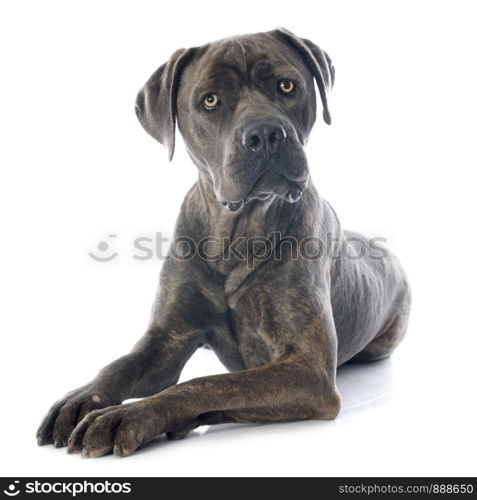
113;444;124;457
54;437;64;448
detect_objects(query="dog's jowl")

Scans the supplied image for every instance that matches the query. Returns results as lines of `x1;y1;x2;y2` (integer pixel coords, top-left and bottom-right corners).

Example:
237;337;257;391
37;29;411;458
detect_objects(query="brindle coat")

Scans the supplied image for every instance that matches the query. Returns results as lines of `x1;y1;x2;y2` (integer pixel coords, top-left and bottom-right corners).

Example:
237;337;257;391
37;28;411;457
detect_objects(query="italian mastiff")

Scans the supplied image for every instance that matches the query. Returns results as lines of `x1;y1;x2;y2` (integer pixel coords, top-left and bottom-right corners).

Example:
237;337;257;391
37;28;411;457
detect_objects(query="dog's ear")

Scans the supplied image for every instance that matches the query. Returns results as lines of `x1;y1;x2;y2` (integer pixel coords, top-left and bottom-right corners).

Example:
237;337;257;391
135;48;196;160
274;28;334;125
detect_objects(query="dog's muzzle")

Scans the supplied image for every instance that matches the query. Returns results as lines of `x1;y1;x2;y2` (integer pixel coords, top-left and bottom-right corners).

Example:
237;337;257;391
241;120;287;158
222;119;304;212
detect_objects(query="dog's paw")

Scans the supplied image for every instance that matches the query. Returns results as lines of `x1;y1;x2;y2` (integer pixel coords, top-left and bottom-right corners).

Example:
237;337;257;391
36;387;116;448
67;404;159;458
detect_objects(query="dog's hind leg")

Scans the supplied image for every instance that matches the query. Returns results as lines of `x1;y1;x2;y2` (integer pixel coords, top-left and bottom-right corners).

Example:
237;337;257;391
347;307;410;363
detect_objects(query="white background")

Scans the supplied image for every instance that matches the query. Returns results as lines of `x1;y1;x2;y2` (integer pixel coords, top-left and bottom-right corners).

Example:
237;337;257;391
0;0;476;477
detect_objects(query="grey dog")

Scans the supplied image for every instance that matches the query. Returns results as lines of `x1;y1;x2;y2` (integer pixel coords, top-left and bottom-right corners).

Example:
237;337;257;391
37;28;411;458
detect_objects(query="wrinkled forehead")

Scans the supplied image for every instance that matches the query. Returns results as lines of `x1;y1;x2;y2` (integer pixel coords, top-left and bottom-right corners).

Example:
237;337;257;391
183;34;310;91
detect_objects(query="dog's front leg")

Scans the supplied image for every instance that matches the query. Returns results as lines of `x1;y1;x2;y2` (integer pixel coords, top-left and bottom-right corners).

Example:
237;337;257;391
67;310;341;457
37;319;203;448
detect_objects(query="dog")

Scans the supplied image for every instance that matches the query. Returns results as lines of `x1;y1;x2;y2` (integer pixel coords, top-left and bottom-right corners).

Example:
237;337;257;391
37;28;411;458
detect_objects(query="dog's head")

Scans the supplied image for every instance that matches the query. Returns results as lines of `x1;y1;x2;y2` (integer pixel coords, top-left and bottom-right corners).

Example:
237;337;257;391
135;29;334;212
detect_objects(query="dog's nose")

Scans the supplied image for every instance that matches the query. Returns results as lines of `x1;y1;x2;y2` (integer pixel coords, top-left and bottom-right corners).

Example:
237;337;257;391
241;121;287;156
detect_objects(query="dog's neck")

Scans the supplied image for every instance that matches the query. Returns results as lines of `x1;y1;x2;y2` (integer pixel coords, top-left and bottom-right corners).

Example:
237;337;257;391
196;173;301;243
174;173;307;283
172;172;326;294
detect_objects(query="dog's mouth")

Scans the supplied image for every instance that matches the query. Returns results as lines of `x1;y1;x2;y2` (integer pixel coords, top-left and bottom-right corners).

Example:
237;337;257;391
221;170;307;212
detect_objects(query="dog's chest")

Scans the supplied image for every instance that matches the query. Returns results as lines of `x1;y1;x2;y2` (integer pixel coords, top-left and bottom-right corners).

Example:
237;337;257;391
235;332;276;368
207;312;276;370
226;306;283;368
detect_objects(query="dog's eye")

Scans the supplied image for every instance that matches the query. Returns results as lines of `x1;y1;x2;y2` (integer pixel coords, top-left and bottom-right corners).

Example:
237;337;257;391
203;93;220;110
278;79;295;95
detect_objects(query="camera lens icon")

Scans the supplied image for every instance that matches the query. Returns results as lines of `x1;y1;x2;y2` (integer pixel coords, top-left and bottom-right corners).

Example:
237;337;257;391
89;234;118;262
4;481;20;496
